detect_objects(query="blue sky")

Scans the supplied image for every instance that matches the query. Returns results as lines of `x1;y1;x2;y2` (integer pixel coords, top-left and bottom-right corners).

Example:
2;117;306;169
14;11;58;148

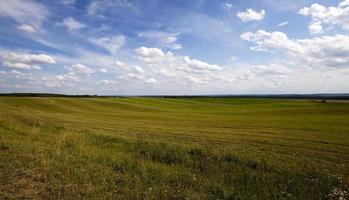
0;0;348;95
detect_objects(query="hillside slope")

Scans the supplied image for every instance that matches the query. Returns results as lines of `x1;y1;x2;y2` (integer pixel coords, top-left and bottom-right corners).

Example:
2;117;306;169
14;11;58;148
0;97;348;199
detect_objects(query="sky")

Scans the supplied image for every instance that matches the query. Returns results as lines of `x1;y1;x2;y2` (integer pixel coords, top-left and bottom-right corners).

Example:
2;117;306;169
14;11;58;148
0;0;348;95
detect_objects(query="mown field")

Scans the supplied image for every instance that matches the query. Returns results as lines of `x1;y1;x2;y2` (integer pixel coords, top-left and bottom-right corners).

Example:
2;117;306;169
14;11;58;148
0;97;348;200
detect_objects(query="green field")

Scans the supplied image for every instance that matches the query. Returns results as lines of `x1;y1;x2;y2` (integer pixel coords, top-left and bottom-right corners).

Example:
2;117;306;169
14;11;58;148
0;97;348;199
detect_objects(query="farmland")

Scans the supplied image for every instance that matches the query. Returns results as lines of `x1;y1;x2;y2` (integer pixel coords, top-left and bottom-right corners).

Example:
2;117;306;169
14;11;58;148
0;97;348;199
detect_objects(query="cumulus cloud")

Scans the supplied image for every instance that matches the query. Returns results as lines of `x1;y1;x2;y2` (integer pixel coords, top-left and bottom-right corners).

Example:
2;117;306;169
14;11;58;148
253;64;292;75
2;62;40;70
0;0;49;29
115;60;125;68
110;46;230;88
52;73;79;84
16;24;37;33
183;56;221;71
36;64;96;88
308;21;323;34
1;52;56;70
241;30;304;53
213;63;292;86
0;46;299;94
135;47;221;72
89;35;126;54
113;59;158;85
100;79;117;84
241;30;349;68
98;79;119;91
133;65;145;74
135;47;166;63
65;64;94;75
125;72;158;84
43;63;94;87
298;1;349;33
340;0;349;7
138;31;182;50
57;17;86;31
132;46;271;89
237;9;265;22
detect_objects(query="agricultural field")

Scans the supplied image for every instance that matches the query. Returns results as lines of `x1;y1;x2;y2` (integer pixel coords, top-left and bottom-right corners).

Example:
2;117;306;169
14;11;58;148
0;97;348;199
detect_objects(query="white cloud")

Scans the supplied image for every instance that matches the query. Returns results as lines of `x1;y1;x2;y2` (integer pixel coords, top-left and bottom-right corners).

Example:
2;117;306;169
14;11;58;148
133;47;293;89
53;73;79;83
98;79;119;91
66;64;94;74
100;79;117;84
186;75;208;85
183;56;221;71
87;1;99;15
16;24;37;33
278;21;288;27
340;0;349;7
2;62;40;70
135;47;166;63
87;0;140;15
6;70;35;80
115;60;126;68
57;17;86;31
119;64;157;85
116;46;228;87
221;2;233;11
3;45;339;94
124;73;157;84
138;31;182;50
133;65;145;74
145;77;157;84
298;1;349;32
55;48;118;72
135;47;221;73
99;68;108;73
237;9;266;22
0;0;49;29
89;35;126;54
1;52;56;70
113;59;158;85
241;30;349;68
308;21;323;34
254;64;292;75
241;30;303;53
